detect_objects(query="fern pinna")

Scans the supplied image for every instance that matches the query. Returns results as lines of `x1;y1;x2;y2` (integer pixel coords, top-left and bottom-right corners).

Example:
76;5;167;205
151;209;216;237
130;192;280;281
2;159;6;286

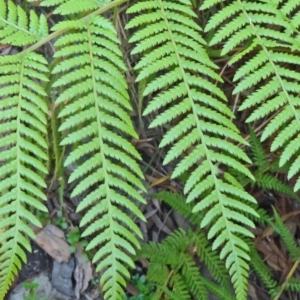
127;0;258;298
202;0;300;191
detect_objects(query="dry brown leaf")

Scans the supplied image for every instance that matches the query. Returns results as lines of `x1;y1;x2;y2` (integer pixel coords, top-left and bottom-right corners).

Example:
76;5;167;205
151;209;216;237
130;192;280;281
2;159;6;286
74;244;92;299
256;238;286;271
34;224;70;263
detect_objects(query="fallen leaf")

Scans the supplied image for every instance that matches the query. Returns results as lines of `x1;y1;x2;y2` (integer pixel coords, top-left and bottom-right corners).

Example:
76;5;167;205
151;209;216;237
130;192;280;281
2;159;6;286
74;244;92;299
34;224;70;263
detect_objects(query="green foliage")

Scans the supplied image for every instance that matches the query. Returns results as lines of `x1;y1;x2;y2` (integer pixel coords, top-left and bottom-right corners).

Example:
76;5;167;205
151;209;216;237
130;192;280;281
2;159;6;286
127;1;259;298
122;274;155;300
22;280;47;300
1;0;300;300
285;278;300;292
248;207;300;298
202;0;300;192
52;14;146;300
0;52;49;299
271;207;300;261
249;245;278;298
242;126;298;200
0;0;48;46
136;191;233;299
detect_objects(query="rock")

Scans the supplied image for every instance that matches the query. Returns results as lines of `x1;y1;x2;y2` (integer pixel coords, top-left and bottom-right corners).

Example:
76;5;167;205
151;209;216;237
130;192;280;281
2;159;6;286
51;258;76;297
8;272;73;300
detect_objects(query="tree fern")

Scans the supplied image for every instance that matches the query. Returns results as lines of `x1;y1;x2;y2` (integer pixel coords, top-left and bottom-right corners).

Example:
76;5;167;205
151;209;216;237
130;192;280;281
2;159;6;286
202;0;300;191
0;52;49;298
51;15;146;300
127;1;258;298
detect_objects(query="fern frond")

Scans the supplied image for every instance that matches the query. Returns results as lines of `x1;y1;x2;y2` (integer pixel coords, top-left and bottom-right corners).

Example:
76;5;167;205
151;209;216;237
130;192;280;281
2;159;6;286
285;278;300;292
127;1;258;298
33;0;110;15
52;16;145;300
249;245;278;298
181;253;208;300
271;207;300;261
0;52;48;298
0;0;48;46
256;173;297;199
151;191;202;225
194;232;229;286
202;0;300;192
248;126;267;172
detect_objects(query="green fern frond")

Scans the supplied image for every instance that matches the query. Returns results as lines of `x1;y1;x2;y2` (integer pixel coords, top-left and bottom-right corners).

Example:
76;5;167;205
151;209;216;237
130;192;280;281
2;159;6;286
248;126;267;172
127;1;258;298
271;207;300;261
202;0;300;192
0;0;48;46
285;278;300;292
256;173;297;199
194;232;229;286
142;193;230;289
0;52;49;298
52;16;145;300
181;253;208;300
140;228;231;300
33;0;110;15
249;245;278;298
152;191;202;225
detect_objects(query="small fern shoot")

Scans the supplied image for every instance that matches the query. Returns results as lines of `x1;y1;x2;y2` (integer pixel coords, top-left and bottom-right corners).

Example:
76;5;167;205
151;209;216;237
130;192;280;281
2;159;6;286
51;15;146;300
271;207;300;261
127;1;258;298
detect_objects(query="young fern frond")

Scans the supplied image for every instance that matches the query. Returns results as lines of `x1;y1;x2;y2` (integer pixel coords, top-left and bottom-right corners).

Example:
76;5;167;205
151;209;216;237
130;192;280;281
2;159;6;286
52;16;146;300
248;127;298;199
127;1;258;298
202;0;300;191
152;191;202;225
0;52;49;298
249;245;278;298
155;190;230;287
140;228;232;300
285;278;300;292
271;207;300;261
248;126;268;172
0;0;48;46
